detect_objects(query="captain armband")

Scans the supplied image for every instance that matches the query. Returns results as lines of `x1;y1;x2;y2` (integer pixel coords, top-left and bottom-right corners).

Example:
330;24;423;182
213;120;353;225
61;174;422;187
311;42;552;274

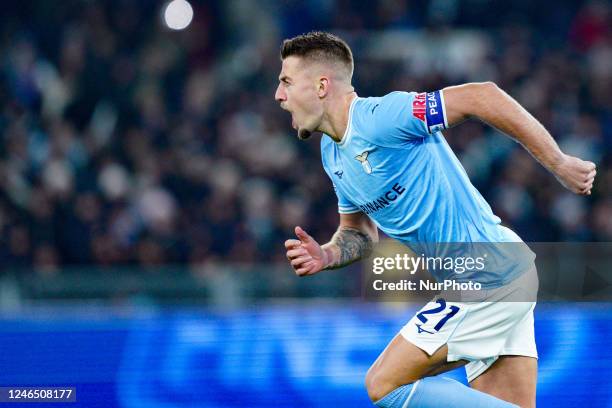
412;90;449;134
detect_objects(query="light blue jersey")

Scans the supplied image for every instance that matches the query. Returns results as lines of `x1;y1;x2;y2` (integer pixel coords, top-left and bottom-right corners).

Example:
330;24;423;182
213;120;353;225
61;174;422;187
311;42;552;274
320;91;535;287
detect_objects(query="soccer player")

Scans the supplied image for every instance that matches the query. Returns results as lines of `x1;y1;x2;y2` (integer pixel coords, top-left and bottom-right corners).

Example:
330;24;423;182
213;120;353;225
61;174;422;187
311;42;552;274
276;32;596;408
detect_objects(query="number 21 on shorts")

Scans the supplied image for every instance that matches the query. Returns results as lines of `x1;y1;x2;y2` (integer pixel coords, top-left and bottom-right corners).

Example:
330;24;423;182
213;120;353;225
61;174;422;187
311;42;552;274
415;299;460;334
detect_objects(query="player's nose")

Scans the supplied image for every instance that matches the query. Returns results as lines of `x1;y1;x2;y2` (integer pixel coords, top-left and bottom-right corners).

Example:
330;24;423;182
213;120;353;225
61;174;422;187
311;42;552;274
275;84;286;103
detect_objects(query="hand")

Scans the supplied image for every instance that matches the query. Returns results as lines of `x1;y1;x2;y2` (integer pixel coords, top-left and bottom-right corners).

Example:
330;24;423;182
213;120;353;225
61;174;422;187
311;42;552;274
550;154;597;195
284;226;328;276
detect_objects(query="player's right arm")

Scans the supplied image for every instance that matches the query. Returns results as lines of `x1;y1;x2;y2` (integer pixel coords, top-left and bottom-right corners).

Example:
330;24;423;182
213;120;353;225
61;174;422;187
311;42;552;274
285;212;378;277
442;82;596;195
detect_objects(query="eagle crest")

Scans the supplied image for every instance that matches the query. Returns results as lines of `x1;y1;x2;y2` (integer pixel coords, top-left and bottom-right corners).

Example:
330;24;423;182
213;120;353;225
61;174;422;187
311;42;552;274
355;151;372;174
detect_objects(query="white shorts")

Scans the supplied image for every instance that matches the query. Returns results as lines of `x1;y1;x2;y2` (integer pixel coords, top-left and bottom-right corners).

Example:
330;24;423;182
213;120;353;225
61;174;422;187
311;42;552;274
400;270;538;382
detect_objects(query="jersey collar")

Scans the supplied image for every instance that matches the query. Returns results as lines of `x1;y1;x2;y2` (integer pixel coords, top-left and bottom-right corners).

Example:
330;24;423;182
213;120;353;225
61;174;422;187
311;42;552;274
337;96;359;148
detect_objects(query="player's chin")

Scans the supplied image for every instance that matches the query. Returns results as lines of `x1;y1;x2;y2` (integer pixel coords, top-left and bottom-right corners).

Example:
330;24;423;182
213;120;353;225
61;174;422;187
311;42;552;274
297;128;313;140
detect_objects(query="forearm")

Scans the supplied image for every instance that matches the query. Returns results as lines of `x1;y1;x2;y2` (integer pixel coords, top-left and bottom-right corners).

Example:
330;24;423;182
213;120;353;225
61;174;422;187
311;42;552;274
321;226;374;270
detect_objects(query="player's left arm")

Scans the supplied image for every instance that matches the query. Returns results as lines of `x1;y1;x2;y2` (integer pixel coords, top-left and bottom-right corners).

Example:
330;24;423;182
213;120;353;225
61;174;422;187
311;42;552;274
442;82;596;195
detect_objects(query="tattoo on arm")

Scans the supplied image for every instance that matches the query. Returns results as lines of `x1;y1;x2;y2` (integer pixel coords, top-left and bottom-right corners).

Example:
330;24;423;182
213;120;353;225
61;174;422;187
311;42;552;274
324;227;373;270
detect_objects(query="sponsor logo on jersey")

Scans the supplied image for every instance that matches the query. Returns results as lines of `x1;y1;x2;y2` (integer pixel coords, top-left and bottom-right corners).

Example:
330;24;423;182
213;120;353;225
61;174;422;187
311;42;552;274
358;183;406;215
413;91;448;134
412;92;427;122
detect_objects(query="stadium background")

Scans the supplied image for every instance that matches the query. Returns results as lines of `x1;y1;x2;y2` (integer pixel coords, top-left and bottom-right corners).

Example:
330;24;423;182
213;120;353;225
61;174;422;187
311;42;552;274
0;0;610;407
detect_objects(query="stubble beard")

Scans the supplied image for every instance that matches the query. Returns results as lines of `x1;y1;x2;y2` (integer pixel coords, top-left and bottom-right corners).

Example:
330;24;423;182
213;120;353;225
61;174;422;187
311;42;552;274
297;128;313;140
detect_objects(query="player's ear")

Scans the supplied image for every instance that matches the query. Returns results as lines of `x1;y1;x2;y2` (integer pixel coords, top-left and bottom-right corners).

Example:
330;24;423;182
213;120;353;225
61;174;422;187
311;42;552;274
317;76;329;98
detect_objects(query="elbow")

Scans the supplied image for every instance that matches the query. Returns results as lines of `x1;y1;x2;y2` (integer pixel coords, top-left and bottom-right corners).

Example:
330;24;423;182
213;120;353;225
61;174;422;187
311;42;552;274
360;216;378;245
360;220;379;246
367;224;379;245
463;82;503;117
481;81;498;89
445;82;502;122
474;81;500;94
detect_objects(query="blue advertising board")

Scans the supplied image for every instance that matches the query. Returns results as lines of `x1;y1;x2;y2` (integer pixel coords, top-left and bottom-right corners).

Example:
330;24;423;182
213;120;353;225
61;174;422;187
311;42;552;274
0;303;609;407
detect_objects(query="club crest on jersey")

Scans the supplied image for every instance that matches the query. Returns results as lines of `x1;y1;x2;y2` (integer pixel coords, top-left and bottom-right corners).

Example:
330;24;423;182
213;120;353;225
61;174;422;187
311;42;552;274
355;151;372;174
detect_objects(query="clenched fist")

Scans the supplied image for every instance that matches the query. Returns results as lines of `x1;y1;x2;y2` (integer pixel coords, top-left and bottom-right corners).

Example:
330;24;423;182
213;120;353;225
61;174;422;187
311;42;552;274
284;226;329;276
550;154;597;195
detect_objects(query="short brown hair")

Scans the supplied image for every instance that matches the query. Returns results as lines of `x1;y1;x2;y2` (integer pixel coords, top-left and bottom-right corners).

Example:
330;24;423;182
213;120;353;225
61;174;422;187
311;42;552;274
280;31;354;79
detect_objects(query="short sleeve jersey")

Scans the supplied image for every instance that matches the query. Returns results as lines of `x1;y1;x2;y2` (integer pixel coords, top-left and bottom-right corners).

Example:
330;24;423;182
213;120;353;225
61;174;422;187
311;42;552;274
320;91;535;287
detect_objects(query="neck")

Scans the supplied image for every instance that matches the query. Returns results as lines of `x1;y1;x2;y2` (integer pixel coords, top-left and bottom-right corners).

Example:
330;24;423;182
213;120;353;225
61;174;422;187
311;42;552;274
318;90;357;143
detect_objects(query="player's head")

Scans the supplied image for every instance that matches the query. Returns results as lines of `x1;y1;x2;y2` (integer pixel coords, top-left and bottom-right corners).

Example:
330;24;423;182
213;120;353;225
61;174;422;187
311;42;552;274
275;31;354;140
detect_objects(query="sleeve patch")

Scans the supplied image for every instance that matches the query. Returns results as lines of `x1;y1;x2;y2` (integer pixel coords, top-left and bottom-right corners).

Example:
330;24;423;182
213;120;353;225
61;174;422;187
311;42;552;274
412;92;427;122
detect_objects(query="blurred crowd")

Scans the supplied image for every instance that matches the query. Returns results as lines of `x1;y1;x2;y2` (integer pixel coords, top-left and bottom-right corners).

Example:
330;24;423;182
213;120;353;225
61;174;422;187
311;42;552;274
0;0;610;272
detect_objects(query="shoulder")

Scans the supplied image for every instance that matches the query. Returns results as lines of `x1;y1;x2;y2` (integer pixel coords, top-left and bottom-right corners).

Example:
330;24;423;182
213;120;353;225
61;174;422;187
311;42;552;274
320;133;334;151
354;91;428;145
320;135;334;166
353;92;413;116
377;91;418;116
354;92;419;127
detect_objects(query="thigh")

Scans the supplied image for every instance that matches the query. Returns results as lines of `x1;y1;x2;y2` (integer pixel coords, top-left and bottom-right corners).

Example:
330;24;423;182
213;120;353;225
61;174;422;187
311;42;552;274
470;355;537;408
367;333;466;392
